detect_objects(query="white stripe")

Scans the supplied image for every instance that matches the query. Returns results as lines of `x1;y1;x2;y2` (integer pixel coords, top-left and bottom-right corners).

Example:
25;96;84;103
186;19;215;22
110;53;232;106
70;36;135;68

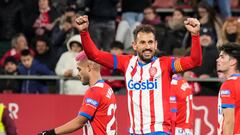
83;121;94;135
125;56;138;133
132;90;141;133
132;65;142;133
186;96;190;123
153;59;163;131
127;90;133;133
217;92;223;135
141;65;151;133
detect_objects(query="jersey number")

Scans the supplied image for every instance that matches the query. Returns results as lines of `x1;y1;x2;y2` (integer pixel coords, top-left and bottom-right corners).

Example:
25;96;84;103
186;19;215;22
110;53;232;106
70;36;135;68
107;104;117;135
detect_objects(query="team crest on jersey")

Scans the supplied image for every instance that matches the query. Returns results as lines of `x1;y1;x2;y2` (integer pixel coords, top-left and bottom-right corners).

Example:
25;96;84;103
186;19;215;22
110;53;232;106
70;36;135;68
149;67;157;77
220;90;231;97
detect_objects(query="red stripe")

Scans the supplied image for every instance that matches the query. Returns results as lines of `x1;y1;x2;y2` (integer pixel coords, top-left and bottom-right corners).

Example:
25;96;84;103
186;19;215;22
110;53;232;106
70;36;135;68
160;60;171;132
139;68;143;134
149;63;155;132
129;90;135;133
131;61;138;77
84;126;88;135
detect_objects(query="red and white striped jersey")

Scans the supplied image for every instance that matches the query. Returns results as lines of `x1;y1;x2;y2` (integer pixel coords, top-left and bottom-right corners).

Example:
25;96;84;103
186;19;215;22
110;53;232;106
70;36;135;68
218;74;240;135
80;32;201;134
115;55;198;134
170;75;193;132
79;80;117;135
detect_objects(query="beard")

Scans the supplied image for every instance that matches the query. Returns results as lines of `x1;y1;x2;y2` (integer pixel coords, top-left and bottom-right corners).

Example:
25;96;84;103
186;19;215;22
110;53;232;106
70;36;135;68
138;49;155;63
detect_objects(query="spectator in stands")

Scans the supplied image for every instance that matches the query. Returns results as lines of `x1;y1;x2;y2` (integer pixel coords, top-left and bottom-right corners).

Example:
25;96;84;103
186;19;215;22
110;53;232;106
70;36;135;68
0;103;17;135
85;0;118;51
0;57;20;93
0;0;25;56
195;1;223;45
32;0;60;37
203;0;232;19
55;35;88;95
101;41;125;94
34;36;57;70
18;49;54;93
115;0;151;49
141;6;167;54
163;8;187;55
0;33;34;67
51;7;79;58
220;17;240;45
193;27;219;78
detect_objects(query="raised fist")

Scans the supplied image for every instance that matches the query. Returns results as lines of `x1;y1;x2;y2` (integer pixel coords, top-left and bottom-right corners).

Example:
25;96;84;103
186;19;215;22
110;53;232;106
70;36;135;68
184;18;200;35
75;15;89;32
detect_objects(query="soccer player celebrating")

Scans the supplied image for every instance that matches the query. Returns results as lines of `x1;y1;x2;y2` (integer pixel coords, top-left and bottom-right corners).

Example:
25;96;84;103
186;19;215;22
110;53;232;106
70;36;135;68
38;51;117;135
75;15;202;135
217;43;240;135
170;74;193;135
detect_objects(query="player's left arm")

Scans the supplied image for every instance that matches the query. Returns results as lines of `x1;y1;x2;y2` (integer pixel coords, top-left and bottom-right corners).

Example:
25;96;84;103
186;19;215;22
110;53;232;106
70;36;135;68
171;18;202;73
222;108;235;135
220;80;236;135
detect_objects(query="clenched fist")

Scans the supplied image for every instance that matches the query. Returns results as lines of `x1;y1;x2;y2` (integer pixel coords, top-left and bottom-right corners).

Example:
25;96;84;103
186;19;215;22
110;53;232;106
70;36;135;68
75;15;89;32
184;18;200;35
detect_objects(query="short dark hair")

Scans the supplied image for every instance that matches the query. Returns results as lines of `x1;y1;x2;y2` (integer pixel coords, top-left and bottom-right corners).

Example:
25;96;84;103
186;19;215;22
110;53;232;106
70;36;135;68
218;43;240;70
133;24;156;41
21;49;32;57
4;56;17;66
110;41;124;50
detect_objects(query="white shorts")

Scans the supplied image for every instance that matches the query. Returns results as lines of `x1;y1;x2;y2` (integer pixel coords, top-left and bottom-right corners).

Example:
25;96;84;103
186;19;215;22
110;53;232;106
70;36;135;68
175;127;193;135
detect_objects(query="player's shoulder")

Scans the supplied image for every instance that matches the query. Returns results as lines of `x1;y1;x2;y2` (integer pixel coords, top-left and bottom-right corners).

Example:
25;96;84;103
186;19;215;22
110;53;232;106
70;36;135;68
89;81;112;94
159;56;172;61
117;54;134;61
220;77;238;90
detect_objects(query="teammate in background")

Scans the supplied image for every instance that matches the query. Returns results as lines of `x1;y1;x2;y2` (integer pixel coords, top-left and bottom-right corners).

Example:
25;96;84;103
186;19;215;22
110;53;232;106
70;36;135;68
38;51;117;135
217;43;240;135
170;74;193;135
75;15;202;134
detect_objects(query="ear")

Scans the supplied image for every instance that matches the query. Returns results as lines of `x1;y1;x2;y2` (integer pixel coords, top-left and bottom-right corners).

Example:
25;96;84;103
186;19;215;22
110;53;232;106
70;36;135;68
230;58;237;67
154;40;158;50
87;64;91;72
132;41;137;51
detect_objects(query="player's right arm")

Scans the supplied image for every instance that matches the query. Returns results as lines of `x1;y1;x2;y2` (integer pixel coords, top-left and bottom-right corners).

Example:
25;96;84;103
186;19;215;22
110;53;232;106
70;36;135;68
38;88;101;135
54;116;88;134
75;15;129;71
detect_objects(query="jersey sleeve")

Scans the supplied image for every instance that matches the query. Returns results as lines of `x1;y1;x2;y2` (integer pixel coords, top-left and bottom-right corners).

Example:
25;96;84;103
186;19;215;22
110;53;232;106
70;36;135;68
78;88;101;120
171;35;202;73
219;80;236;109
80;32;131;71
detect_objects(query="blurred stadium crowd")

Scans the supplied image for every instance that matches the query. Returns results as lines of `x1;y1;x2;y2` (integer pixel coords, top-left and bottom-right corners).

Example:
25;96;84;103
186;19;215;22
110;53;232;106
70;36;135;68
0;0;239;95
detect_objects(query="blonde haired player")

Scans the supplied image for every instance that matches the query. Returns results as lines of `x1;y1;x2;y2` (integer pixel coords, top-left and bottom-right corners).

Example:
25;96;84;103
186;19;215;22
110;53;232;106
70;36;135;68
38;51;117;135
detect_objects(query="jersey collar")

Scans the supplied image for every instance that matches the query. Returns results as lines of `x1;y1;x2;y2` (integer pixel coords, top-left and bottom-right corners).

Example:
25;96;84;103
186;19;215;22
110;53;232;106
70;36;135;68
138;56;157;67
230;74;240;77
95;79;104;84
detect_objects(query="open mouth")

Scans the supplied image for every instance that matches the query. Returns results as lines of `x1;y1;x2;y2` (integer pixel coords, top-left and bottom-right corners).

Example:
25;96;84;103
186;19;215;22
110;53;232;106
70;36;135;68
142;49;152;54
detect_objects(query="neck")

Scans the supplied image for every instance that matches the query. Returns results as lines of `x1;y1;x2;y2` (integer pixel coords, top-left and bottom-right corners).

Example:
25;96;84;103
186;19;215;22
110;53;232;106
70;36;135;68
89;71;102;86
224;69;240;78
